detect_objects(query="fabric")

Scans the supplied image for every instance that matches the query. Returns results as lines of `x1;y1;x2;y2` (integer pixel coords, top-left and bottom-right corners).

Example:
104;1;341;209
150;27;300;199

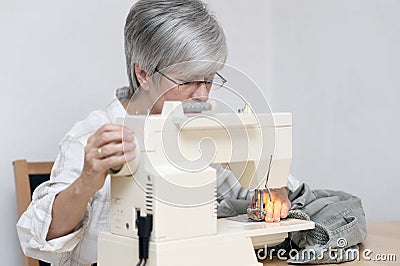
16;87;301;265
285;183;367;264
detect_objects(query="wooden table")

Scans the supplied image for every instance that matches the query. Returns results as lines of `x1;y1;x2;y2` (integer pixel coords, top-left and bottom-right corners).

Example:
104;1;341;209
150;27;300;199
262;221;400;265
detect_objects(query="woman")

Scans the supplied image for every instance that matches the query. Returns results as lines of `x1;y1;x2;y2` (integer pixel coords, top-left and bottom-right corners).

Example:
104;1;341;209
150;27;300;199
17;0;297;264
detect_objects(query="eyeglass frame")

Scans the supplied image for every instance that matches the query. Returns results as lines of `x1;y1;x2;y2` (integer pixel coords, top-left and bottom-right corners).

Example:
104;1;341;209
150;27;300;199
155;68;227;94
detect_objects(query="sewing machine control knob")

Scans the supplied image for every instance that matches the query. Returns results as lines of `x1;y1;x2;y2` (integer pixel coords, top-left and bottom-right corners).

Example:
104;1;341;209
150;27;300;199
107;134;140;176
127;134;140;174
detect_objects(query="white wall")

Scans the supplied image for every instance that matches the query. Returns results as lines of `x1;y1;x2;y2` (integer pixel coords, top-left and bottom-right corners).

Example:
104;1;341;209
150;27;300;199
268;0;400;222
0;1;134;264
1;0;398;265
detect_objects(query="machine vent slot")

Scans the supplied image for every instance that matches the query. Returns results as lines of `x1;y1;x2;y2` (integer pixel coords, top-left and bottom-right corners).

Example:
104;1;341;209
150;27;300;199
214;183;218;217
145;179;153;214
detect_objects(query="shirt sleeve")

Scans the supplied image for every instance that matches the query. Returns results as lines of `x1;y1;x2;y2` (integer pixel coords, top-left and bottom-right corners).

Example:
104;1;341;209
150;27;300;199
287;173;303;192
213;164;253;201
16;136;90;264
213;163;303;200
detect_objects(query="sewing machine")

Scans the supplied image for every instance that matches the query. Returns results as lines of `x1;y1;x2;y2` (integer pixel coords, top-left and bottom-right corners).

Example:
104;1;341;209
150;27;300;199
97;101;314;266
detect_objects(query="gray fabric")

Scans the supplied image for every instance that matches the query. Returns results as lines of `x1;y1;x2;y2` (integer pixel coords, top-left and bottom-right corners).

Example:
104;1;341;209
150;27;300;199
217;198;250;218
285;183;367;264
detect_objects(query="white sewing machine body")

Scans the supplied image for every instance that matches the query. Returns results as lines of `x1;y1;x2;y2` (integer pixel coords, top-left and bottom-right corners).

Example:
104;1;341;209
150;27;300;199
98;102;314;266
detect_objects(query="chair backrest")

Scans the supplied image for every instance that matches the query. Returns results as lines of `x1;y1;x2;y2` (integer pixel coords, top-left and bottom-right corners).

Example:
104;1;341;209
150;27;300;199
13;159;54;266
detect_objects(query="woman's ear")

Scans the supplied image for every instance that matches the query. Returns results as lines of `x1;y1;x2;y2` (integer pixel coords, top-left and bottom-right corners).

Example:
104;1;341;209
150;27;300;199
134;63;150;91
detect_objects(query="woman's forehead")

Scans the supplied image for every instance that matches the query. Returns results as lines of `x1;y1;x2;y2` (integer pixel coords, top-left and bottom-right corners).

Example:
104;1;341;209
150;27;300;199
175;72;214;81
163;62;222;79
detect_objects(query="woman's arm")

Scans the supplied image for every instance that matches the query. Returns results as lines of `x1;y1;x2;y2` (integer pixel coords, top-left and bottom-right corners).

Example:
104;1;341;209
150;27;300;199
47;124;136;240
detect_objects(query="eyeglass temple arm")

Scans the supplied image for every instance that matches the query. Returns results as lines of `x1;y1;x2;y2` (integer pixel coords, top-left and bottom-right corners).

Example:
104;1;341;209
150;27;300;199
216;72;227;84
155;69;179;86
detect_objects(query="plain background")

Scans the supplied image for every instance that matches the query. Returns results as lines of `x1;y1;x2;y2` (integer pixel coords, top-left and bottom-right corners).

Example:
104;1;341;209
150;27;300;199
1;0;399;264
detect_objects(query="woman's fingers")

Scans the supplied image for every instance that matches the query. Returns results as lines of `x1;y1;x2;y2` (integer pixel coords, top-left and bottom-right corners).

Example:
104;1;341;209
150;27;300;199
96;141;136;159
265;200;274;222
88;124;134;147
273;201;282;222
101;151;136;170
263;187;291;223
280;201;290;219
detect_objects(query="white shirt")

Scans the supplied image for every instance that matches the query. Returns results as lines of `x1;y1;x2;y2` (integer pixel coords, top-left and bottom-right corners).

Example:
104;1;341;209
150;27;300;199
16;88;302;265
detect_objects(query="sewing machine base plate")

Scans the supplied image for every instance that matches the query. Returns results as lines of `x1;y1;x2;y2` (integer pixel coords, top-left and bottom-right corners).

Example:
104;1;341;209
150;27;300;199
98;217;314;266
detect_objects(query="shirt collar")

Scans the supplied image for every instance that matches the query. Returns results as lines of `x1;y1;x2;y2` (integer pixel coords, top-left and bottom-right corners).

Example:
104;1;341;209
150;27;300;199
105;87;131;124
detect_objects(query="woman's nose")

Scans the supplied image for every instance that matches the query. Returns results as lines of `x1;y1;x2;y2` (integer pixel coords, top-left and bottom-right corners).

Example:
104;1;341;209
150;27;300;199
191;82;209;101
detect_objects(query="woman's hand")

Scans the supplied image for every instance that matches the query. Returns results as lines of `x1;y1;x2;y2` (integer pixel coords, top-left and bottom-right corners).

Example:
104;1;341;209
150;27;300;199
250;187;291;223
263;187;291;222
79;124;137;196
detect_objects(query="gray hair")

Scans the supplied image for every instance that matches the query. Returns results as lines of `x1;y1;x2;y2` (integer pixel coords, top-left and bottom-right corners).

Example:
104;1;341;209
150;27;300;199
124;0;228;95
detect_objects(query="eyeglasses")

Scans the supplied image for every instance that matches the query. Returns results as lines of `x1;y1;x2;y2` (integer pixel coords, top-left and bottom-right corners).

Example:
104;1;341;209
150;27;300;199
155;69;227;95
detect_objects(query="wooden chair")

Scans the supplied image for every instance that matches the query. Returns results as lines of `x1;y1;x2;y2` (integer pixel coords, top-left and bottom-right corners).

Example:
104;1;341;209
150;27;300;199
14;159;54;266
